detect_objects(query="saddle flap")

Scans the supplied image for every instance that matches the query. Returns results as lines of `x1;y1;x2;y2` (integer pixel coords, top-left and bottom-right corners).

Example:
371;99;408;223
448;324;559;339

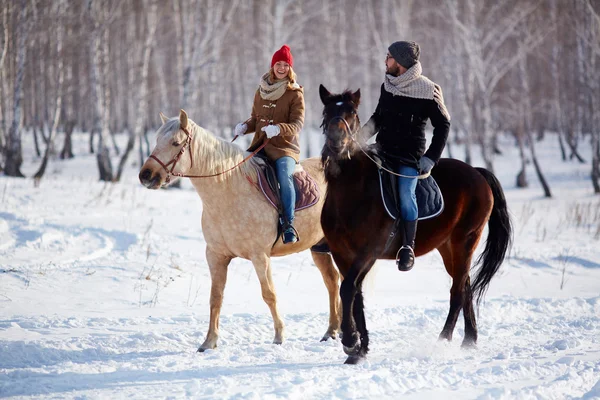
378;168;444;221
254;163;320;212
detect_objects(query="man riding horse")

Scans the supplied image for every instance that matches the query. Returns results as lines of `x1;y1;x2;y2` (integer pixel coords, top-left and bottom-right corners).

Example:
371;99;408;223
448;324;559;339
361;40;451;271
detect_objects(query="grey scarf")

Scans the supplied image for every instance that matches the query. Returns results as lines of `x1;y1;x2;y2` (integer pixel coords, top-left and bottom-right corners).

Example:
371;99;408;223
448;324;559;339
384;61;451;121
259;72;289;101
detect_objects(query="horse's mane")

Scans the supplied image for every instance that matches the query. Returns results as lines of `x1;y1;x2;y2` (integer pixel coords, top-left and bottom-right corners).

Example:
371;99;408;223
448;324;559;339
159;118;257;182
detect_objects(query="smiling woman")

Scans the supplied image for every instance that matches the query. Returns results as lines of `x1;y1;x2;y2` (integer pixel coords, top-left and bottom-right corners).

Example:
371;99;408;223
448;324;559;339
233;45;305;245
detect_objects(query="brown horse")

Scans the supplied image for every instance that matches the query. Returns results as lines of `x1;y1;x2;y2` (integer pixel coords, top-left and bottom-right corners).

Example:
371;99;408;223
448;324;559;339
318;85;512;364
139;110;341;351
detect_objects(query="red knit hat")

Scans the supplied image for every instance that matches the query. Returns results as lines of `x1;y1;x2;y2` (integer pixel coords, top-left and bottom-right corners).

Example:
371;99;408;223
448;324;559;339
271;45;293;68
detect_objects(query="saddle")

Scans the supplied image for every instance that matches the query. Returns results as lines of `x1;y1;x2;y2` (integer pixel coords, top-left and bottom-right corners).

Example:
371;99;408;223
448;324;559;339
374;154;444;220
251;154;320;242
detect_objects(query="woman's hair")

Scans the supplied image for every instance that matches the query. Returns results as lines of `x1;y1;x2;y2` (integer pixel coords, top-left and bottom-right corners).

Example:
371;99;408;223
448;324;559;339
269;66;298;89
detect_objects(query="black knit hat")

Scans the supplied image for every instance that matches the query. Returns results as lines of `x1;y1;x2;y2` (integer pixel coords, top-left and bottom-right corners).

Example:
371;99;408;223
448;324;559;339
388;41;420;69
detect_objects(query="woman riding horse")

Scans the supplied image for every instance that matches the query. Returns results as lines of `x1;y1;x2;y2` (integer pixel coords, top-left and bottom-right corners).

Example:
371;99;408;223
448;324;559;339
234;45;304;244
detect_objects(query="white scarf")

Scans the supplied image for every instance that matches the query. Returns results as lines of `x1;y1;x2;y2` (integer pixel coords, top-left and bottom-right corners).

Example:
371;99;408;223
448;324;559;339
384;61;451;121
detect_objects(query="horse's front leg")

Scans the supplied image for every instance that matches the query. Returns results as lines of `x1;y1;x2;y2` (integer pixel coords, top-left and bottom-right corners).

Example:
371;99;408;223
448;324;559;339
339;268;360;357
198;248;232;352
251;254;285;344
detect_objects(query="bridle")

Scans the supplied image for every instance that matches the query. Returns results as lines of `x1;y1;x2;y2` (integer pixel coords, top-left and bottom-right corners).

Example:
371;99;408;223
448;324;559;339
150;126;268;184
324;105;431;179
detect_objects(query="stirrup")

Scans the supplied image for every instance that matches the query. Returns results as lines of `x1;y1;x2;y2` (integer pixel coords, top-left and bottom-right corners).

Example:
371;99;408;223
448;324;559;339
396;245;414;272
282;223;299;244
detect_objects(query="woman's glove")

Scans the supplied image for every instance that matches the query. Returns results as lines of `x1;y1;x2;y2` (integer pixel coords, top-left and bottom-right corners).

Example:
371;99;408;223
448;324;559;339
234;123;247;136
261;125;280;138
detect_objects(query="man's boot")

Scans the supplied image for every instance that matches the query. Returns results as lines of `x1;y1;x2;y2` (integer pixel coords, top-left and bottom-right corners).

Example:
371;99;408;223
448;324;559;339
396;219;417;271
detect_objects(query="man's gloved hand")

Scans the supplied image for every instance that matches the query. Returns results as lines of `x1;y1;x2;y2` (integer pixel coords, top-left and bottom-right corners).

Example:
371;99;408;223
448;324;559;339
261;125;280;139
234;123;247;137
418;156;435;174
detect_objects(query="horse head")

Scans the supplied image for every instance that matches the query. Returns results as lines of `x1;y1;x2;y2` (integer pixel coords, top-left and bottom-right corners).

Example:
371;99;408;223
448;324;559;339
139;109;195;189
319;84;361;177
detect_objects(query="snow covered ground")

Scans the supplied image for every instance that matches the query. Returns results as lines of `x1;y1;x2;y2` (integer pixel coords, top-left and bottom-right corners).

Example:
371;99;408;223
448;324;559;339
1;130;599;399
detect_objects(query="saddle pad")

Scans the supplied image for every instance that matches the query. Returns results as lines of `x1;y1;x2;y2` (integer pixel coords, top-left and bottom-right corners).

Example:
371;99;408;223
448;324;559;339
378;169;444;220
255;165;320;211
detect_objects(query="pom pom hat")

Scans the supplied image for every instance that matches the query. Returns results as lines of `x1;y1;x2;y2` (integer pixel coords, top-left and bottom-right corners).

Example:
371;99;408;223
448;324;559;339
271;45;293;68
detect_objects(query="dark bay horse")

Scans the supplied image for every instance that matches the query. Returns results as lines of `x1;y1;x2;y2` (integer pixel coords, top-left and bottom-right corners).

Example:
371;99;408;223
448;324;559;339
318;85;512;364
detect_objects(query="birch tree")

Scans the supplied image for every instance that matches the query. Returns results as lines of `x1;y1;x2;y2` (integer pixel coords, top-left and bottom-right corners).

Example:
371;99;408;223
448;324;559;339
571;0;600;193
442;0;549;172
115;0;158;181
4;0;31;177
34;0;67;183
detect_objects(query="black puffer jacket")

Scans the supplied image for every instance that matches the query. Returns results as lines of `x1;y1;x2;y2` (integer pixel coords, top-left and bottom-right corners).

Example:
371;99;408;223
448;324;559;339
364;84;450;169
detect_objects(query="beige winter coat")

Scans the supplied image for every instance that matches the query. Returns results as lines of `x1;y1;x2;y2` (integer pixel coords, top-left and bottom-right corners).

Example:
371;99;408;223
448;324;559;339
244;86;304;162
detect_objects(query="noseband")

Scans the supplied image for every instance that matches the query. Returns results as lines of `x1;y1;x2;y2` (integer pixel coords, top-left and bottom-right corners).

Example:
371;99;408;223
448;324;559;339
150;126;194;184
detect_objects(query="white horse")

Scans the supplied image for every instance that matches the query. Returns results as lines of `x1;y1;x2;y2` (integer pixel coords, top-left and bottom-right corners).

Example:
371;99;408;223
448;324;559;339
139;110;341;351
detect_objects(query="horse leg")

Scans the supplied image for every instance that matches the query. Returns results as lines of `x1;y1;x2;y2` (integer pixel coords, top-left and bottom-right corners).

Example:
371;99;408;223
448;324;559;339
344;286;369;365
438;234;480;345
198;248;232;352
461;276;478;348
310;250;341;341
340;256;376;364
437;242;464;342
251;254;285;345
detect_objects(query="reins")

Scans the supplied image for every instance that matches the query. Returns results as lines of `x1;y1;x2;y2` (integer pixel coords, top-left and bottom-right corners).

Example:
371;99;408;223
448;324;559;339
150;126;267;183
327;115;431;180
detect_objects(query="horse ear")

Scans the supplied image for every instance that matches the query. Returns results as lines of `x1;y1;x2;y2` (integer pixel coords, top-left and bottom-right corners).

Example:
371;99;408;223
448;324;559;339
351;89;361;107
319;84;332;105
159;112;168;124
179;109;189;129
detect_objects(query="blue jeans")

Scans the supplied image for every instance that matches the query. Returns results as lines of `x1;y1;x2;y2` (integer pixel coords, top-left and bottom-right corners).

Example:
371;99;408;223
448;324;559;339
275;156;297;224
397;165;418;221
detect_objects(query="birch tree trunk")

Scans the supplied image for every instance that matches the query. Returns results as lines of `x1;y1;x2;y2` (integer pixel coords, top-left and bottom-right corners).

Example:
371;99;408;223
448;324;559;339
87;0;113;181
0;1;9;155
519;56;551;197
34;0;67;182
116;0;158;182
4;0;30;177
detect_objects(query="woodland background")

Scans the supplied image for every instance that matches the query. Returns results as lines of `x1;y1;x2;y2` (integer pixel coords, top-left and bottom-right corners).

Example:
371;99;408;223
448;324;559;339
0;0;599;195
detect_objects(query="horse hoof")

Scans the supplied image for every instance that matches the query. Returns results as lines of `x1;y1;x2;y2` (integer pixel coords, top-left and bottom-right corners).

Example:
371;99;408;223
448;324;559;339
343;343;361;356
461;340;477;349
320;331;338;342
344;354;365;365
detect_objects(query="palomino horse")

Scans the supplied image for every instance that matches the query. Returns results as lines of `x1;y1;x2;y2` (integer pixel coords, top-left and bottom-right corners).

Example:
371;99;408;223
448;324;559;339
318;86;512;364
139;110;341;351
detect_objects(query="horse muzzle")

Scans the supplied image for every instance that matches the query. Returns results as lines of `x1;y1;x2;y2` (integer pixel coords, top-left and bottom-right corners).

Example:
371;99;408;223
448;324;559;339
139;167;163;189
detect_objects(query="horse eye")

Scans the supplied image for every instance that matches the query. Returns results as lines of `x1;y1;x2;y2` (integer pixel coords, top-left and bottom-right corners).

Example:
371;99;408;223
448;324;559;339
172;141;180;147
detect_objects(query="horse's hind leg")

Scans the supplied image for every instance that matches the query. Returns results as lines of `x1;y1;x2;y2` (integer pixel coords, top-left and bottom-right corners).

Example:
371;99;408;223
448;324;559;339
461;276;478;347
438;234;480;346
438;242;466;342
251;254;285;344
311;250;341;341
199;248;232;352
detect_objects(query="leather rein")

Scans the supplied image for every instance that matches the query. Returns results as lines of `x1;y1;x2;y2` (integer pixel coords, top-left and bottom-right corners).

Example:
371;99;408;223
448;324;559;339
150;126;267;183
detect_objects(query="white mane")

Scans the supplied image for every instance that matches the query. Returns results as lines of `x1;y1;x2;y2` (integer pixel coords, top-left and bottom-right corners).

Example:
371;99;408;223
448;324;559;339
159;118;258;182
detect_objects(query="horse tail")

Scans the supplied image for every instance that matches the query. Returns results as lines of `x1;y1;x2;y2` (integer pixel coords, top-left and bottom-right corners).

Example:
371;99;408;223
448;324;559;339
471;167;513;305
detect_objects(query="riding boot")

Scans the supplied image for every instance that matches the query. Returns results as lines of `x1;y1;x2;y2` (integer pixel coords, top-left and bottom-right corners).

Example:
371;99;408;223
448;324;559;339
282;221;299;244
396;219;417;271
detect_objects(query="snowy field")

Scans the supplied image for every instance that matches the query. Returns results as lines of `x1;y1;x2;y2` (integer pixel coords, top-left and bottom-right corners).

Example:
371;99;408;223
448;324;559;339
1;130;599;399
